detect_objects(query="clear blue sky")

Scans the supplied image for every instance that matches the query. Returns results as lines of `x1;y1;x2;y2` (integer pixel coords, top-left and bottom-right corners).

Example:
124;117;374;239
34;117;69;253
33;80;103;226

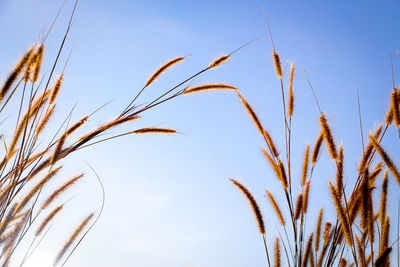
1;0;400;266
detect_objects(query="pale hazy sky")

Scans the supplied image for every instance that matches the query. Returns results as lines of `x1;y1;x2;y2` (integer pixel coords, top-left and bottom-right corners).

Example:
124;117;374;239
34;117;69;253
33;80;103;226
1;0;400;266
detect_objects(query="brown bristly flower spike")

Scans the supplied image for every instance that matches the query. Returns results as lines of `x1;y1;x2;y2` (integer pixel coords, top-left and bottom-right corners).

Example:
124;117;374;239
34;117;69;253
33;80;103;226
320;114;337;159
336;146;344;196
24;49;37;82
0;46;34;102
358;125;383;175
134;127;176;135
36;104;56;135
54;213;95;265
237;92;264;135
262;148;281;181
386;105;394;125
295;193;303;220
209;55;230;68
263;129;279;158
230;178;265;234
380;217;390;257
391;89;400;126
301;144;310;186
16;166;62;213
302;233;313;267
277;159;288;189
312;132;324;165
51;134;67;165
355;235;366;267
50;74;64;104
41;174;84;210
183;83;237;95
36;205;63;236
273;51;282;79
288;62;295;117
379;171;388;227
32;44;44;83
329;182;352;246
145;57;184;87
375;247;391;267
66;116;89;136
274;237;280;267
266;190;285;225
315;208;323;251
302;180;310;214
369;134;400;185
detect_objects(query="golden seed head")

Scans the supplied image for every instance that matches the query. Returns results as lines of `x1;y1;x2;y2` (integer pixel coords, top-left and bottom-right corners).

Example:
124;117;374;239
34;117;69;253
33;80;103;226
209;55;230;68
273;51;282;79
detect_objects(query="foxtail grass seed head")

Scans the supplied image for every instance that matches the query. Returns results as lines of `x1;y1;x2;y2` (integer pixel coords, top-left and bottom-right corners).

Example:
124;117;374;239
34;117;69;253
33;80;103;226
50;74;64;104
375;247;391;267
312;132;324;165
32;44;44;83
392;90;400;126
320;114;337;159
209;55;230;68
355;235;366;267
16;166;62;213
329;182;352;246
381;217;390;254
288;62;295;117
369;134;400;185
230;178;265;234
145;57;184;87
301;144;310;186
263;129;279;157
274;237;281;267
41;174;84;210
266;190;285;225
336;146;344;196
36;104;56;135
24;49;37;82
386;105;394;125
322;222;332;243
277;159;288;189
272;51;282;79
302;233;313;267
54;213;94;265
262;148;281;181
134;127;176;135
36;205;63;236
0;46;34;102
66;116;89;136
302;180;310;214
359;125;383;175
183;84;237;95
51;134;66;165
237;92;264;136
380;171;388;227
295;193;303;220
315;208;323;251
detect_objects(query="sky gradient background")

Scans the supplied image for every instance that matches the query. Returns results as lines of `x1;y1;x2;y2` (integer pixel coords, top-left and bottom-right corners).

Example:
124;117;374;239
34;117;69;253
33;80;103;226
1;0;400;266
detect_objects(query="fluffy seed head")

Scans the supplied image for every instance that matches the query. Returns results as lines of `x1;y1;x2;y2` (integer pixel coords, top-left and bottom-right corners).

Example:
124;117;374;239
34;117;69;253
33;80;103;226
183;84;237;95
288;62;295;117
134;127;176;135
230;178;265;234
145;57;184;87
266;190;285;225
273;51;282;78
320;114;337;159
50;74;64;104
209;55;230;68
312;133;324;165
